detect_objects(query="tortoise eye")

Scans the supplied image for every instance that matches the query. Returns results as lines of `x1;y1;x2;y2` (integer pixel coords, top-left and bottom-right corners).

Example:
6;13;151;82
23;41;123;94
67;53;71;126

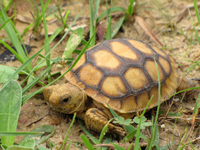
62;97;70;103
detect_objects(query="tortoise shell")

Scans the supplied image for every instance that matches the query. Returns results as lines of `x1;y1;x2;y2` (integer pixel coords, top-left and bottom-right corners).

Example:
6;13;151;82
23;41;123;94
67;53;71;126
62;38;180;114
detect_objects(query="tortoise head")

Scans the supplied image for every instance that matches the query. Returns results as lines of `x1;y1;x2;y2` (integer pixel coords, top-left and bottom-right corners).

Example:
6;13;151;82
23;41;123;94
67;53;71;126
43;83;87;114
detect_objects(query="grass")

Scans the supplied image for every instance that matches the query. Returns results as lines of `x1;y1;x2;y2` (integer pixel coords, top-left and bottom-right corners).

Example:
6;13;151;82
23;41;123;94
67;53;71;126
0;0;200;149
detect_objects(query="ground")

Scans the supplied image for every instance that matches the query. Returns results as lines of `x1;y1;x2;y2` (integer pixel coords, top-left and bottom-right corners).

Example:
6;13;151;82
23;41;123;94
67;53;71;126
0;0;200;149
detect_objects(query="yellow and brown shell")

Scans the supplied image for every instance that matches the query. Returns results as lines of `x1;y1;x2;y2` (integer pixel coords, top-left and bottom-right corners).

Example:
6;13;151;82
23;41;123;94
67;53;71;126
62;38;180;114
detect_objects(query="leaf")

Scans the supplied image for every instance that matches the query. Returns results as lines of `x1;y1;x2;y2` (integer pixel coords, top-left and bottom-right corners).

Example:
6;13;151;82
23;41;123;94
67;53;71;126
0;80;22;146
6;146;33;150
62;28;84;59
20;139;35;148
80;123;99;144
0;65;19;83
133;116;145;124
98;119;113;144
80;134;95;150
111;16;125;38
36;143;50;150
113;117;134;126
21;125;55;144
112;143;126;150
133;116;152;129
6;139;35;150
152;125;159;147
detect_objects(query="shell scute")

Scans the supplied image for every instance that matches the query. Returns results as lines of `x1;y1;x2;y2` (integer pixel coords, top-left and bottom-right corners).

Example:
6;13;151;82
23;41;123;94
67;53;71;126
124;67;149;92
63;38;180;114
78;64;103;87
101;76;127;98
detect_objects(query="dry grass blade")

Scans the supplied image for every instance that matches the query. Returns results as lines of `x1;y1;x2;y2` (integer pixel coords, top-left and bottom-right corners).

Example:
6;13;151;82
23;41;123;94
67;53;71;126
176;2;200;24
176;8;188;23
186;2;200;9
135;16;163;47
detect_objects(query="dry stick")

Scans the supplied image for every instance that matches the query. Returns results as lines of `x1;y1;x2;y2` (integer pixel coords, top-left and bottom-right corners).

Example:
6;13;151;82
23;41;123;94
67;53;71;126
176;8;188;23
135;16;164;47
176;2;200;23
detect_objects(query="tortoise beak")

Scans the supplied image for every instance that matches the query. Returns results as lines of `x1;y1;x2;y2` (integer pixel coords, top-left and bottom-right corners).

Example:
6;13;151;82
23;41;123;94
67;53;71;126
43;85;58;102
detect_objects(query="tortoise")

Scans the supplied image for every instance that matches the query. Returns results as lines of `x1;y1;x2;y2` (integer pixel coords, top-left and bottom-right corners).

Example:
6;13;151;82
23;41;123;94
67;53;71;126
43;38;199;135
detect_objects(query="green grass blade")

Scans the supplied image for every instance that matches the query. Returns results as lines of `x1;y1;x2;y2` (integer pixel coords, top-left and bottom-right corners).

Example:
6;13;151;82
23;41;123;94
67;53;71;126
21;22;33;37
98;119;113;144
4;0;13;11
0;132;38;136
60;113;76;150
126;0;135;16
80;123;99;144
0;7;31;71
190;15;200;44
21;125;54;144
111;16;125;38
148;59;161;149
0;42;45;93
134;96;153;150
193;93;200;116
22;63;54;96
21;10;84;102
63;10;70;28
96;7;126;22
0;16;12;30
94;0;101;20
80;134;95;150
41;0;51;83
89;0;95;46
170;86;200;98
0;6;32;72
112;143;126;150
193;0;200;26
106;0;112;40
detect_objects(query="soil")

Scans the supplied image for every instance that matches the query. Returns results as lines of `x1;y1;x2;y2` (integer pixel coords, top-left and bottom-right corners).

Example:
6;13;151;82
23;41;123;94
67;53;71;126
1;0;200;149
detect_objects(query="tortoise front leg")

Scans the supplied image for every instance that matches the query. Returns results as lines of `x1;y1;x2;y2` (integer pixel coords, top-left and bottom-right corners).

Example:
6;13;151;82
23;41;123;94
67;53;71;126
84;108;125;136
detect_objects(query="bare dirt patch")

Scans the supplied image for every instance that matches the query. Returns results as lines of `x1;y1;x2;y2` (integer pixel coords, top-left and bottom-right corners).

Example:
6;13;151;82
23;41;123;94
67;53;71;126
1;0;200;149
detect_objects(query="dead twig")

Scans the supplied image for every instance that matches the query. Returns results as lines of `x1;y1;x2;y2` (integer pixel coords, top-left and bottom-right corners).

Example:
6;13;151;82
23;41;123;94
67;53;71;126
135;16;163;47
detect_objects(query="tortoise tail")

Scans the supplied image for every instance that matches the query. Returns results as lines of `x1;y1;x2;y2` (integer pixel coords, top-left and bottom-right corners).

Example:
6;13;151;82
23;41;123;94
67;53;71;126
177;77;200;99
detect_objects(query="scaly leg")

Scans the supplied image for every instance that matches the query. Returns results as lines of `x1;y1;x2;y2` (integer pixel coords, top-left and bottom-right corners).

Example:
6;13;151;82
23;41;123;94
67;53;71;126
84;108;125;136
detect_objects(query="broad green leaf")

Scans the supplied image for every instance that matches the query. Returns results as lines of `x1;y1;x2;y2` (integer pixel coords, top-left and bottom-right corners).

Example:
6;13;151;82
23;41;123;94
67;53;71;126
20;139;35;148
133;116;152;129
0;80;22;146
36;144;50;150
62;28;84;59
0;65;19;83
6;139;35;150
